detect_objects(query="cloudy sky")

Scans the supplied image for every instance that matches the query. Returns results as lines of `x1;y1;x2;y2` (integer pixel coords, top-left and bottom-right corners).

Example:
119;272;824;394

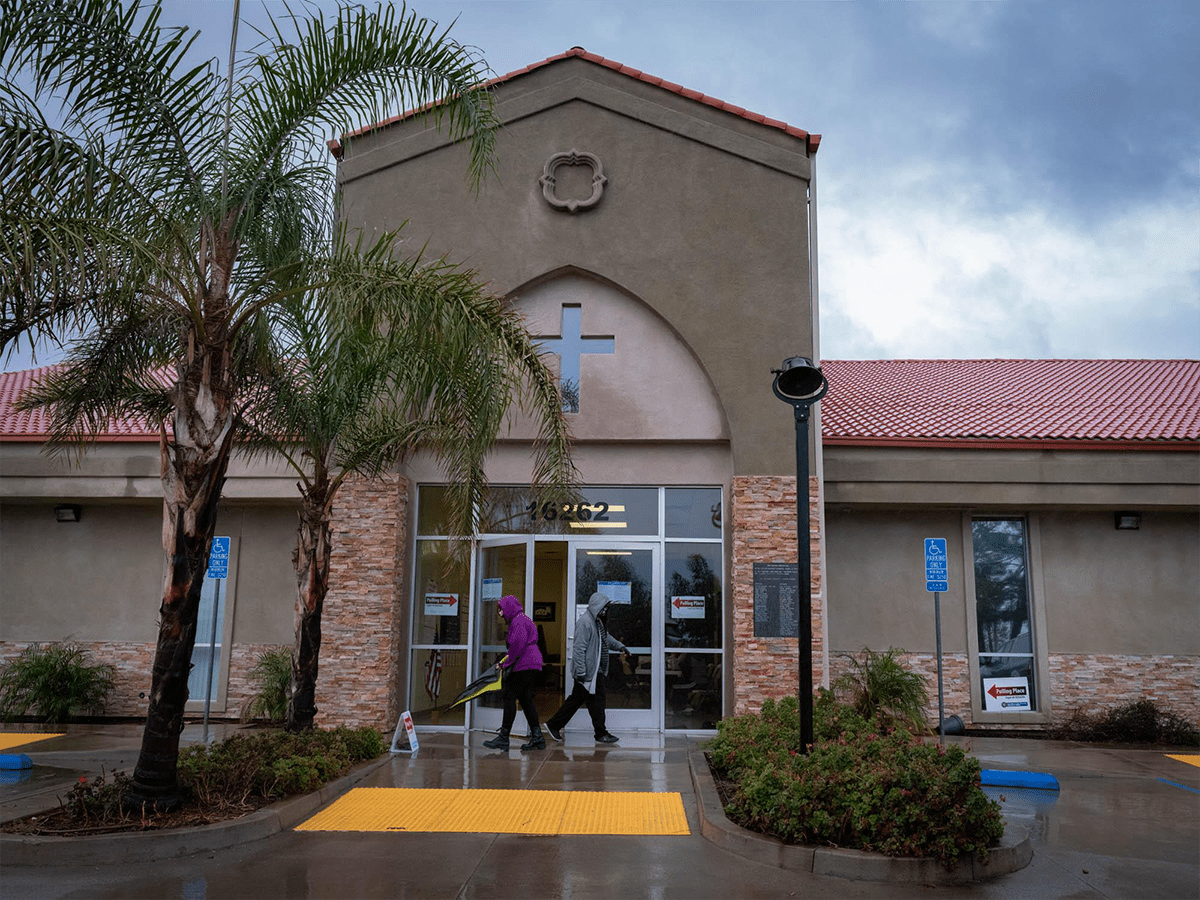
5;0;1197;370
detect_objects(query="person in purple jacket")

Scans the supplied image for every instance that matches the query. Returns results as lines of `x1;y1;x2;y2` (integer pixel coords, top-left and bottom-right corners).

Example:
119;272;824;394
483;595;546;751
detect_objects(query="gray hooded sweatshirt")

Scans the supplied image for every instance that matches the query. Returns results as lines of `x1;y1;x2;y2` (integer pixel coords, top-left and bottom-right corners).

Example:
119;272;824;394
572;591;628;693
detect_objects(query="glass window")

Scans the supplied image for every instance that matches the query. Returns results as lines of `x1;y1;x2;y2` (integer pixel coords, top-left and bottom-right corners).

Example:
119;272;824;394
972;519;1037;711
407;647;467;727
665;488;722;538
417;486;453;536
411;540;469;646
664;651;723;730
188;575;226;702
480;486;659;536
664;543;723;649
575;548;654;713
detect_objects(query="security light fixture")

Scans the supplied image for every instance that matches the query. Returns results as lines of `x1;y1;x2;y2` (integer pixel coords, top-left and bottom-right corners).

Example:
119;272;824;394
1114;512;1141;530
54;504;81;523
772;356;829;404
771;357;829;755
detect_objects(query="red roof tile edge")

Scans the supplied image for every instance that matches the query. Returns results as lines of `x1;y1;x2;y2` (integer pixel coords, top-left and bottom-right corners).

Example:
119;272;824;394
822;436;1200;452
329;47;818;158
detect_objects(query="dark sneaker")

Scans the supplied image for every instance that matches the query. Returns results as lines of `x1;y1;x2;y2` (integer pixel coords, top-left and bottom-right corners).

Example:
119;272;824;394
545;722;562;742
595;732;619;743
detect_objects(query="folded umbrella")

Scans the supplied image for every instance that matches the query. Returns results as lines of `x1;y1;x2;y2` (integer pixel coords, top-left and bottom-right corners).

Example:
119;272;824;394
447;656;507;710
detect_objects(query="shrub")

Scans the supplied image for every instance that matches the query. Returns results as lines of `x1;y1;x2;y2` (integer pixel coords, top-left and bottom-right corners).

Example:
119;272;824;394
1052;699;1199;746
707;695;1004;867
176;725;386;808
240;647;292;724
834;647;930;735
0;641;116;723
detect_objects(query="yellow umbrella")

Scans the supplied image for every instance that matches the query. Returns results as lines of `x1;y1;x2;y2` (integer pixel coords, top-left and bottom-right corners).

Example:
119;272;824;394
447;656;507;710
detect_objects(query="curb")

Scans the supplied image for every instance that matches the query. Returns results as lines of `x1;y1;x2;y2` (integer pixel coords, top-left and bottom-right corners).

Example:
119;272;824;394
687;750;1032;884
0;754;392;867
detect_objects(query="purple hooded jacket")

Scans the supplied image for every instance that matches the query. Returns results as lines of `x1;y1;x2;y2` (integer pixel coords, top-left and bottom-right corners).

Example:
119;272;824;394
497;595;543;673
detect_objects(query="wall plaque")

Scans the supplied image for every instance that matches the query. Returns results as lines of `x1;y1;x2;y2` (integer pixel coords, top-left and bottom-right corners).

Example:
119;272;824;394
540;149;607;212
753;562;799;638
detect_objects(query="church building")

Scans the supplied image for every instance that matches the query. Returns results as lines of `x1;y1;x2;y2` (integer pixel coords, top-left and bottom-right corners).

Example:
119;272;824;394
1;50;1196;737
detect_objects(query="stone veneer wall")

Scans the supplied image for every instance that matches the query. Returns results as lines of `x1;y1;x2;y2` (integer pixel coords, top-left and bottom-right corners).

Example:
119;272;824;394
826;650;1200;730
1048;653;1199;725
313;474;407;731
827;651;972;729
0;640;283;719
731;475;825;715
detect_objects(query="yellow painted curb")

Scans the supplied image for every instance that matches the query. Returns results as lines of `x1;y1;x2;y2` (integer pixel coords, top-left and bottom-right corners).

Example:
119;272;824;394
296;788;690;836
0;733;63;751
1166;754;1200;769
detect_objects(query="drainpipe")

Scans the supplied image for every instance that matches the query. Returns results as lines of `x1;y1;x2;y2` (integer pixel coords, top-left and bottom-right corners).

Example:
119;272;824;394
807;136;831;691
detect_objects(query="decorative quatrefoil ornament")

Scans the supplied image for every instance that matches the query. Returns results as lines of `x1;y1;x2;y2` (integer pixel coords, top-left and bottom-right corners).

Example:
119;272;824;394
539;149;607;213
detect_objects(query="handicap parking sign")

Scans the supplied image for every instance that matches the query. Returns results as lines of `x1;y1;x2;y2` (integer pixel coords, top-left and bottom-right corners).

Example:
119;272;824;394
207;536;230;579
924;538;948;593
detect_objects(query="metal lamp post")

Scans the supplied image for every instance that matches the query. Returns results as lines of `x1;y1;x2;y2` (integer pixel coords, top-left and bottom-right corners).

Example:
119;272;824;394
772;357;828;753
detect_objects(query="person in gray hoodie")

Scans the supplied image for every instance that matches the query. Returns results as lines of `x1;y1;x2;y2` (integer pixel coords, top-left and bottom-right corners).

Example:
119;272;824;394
543;591;628;744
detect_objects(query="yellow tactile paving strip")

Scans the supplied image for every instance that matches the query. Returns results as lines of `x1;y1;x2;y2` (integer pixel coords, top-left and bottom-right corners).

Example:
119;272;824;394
296;788;690;836
1167;754;1200;768
0;733;63;751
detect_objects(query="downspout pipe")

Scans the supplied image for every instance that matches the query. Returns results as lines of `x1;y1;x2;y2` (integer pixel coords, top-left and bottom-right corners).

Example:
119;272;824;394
807;135;830;691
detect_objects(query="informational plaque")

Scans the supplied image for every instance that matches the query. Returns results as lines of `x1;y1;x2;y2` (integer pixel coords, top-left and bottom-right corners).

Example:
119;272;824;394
753;562;799;638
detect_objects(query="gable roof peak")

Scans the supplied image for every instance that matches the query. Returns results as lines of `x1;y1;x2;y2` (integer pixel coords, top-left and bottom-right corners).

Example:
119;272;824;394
330;46;820;157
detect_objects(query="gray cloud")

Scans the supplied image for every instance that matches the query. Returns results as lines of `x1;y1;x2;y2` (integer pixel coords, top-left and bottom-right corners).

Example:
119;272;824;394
4;0;1196;371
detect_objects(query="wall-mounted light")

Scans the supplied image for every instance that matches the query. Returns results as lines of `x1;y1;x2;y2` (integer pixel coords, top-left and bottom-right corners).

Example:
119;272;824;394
54;504;82;523
1114;511;1141;530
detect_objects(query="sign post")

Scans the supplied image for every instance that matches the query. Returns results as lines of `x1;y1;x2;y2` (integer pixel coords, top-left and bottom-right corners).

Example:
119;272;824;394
924;538;949;742
202;537;230;745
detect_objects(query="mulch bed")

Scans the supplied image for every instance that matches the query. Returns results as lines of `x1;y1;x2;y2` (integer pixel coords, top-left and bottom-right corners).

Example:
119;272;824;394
2;791;272;837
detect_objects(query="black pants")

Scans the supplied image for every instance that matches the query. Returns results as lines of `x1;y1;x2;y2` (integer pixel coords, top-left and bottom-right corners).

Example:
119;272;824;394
501;668;542;734
545;672;608;738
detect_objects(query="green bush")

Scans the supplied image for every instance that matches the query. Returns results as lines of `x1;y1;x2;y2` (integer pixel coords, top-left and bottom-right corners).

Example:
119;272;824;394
177;726;385;807
240;647;293;724
834;647;930;735
0;641;116;723
1052;698;1199;746
707;695;1004;867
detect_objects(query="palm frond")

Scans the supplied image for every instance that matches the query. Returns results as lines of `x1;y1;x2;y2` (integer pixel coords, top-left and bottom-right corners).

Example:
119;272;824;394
237;2;497;192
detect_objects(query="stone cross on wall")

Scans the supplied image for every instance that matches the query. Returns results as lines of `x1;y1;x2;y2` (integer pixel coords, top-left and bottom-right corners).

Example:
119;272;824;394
535;304;614;413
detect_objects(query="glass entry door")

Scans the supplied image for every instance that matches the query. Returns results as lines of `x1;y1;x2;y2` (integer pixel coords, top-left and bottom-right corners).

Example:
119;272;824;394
472;537;532;733
568;543;660;731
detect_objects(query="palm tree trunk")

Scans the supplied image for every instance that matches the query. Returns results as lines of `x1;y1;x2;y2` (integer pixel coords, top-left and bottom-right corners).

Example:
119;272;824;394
286;487;331;732
125;354;236;812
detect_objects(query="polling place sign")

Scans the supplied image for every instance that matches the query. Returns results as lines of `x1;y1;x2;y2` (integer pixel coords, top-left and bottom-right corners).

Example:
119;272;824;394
983;677;1032;712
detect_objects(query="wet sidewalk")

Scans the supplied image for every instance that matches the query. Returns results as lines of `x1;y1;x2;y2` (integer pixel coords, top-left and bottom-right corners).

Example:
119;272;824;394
1;725;1198;899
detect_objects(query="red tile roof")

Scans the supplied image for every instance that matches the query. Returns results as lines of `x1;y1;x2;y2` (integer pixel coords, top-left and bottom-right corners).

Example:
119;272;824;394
5;360;1198;450
330;47;820;157
820;359;1200;449
0;366;163;442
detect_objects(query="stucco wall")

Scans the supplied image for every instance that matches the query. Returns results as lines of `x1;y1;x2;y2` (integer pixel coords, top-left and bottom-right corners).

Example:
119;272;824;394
338;57;816;477
826;508;1198;657
1038;510;1198;654
0;495;299;717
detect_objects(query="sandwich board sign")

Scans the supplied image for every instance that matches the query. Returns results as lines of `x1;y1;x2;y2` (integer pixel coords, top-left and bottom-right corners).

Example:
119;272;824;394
390;709;420;754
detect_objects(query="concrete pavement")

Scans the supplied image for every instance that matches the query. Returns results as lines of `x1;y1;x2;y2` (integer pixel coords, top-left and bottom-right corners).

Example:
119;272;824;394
1;724;1197;899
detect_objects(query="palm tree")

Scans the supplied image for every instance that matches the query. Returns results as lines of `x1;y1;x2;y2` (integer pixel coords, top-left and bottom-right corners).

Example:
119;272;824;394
242;242;574;732
0;0;501;811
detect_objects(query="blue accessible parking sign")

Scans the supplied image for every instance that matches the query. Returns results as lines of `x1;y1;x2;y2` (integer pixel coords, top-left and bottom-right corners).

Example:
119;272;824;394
924;538;948;592
207;536;230;579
